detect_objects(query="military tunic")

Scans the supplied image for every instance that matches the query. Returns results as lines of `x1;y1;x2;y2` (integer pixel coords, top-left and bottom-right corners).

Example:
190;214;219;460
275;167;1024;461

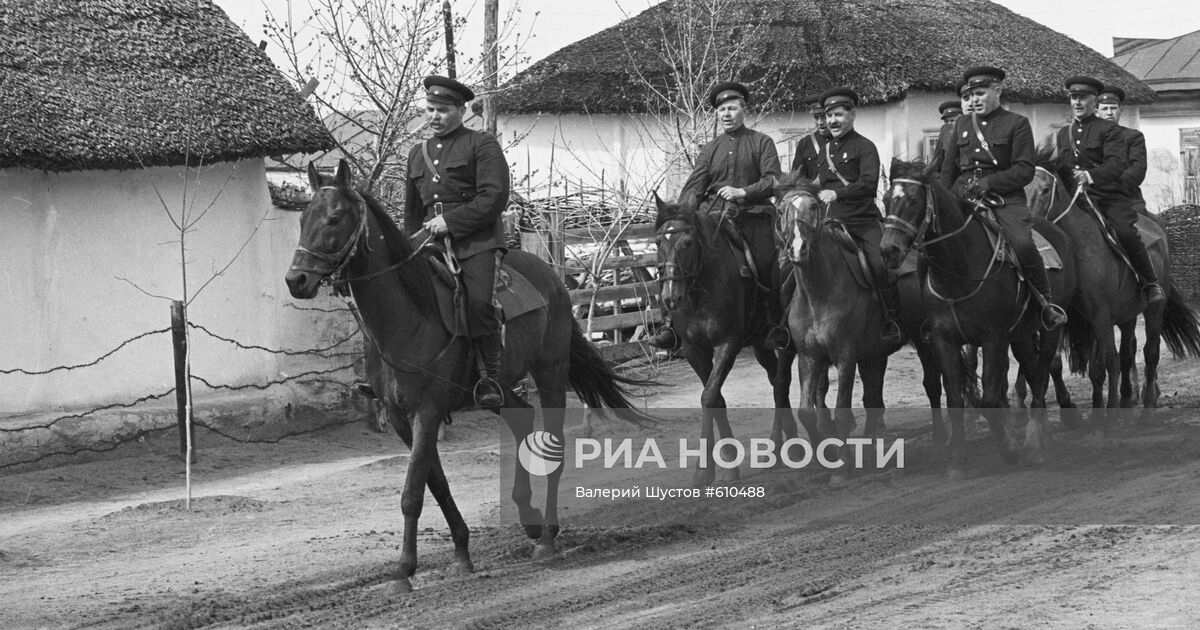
816;128;889;283
680;125;781;215
929;121;956;175
404;125;511;337
790;131;828;181
1054;115;1139;246
1118;125;1148;212
404;125;509;260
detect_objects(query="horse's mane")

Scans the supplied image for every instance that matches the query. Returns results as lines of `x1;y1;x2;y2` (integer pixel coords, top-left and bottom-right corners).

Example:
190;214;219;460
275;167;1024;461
1034;144;1057;170
889;157;934;183
656;195;720;248
773;171;820;198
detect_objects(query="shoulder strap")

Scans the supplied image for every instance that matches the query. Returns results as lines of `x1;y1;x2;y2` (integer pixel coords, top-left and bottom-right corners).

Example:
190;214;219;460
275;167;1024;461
420;140;441;182
824;142;850;186
970;113;999;167
809;133;820;154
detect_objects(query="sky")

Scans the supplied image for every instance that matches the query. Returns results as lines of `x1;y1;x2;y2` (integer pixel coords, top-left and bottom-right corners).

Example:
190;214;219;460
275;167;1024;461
214;0;1200;73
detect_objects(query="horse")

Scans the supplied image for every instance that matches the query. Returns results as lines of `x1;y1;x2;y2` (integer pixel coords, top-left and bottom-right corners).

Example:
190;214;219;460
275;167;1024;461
771;173;899;474
1026;149;1200;416
880;158;1077;476
284;159;651;593
653;194;807;486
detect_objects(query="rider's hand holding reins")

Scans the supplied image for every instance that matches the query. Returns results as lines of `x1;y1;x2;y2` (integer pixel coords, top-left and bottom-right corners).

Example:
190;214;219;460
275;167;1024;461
717;186;747;202
1071;168;1092;187
818;189;837;205
423;215;448;235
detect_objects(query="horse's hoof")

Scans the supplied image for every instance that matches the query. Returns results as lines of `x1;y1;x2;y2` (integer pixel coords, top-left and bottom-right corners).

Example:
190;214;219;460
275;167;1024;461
693;467;716;488
718;466;741;483
945;468;968;481
829;472;850;486
533;542;558;560
523;523;543;540
449;557;475;575
1022;447;1046;466
1000;443;1021;465
384;578;413;596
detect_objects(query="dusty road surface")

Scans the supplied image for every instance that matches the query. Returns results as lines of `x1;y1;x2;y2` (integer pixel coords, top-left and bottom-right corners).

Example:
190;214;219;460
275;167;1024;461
4;344;1200;629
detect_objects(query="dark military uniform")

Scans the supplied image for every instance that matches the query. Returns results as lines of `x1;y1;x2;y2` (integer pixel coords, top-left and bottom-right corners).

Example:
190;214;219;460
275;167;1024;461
790;131;828;181
938;107;1042;276
680;124;782;290
930;121;956;175
1118;125;1148;214
817;128;883;248
403;124;510;347
1053;114;1161;284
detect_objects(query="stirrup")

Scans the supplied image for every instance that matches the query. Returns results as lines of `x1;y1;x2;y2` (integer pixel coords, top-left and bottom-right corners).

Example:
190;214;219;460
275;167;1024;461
649;326;681;351
764;325;792;351
881;319;906;345
1040;303;1068;331
473;377;505;408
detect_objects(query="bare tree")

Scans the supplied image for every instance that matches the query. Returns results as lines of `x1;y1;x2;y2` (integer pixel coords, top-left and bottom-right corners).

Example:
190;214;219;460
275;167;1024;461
263;0;533;211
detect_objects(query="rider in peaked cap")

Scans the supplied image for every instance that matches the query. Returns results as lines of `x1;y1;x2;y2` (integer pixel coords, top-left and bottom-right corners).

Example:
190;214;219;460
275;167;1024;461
708;81;750;108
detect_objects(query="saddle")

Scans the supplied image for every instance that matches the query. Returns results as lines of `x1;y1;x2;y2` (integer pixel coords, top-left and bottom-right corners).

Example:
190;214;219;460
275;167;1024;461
974;210;1064;271
421;241;548;337
1077;197;1167;277
718;220;770;290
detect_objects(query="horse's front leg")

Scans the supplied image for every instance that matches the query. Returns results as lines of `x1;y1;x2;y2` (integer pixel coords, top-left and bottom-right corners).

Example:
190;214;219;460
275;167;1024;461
1118;319;1139;408
980;339;1020;465
934;339;968;479
683;343;718;487
828;358;858;485
703;342;743;483
756;344;798;461
1010;333;1051;466
394;406;443;594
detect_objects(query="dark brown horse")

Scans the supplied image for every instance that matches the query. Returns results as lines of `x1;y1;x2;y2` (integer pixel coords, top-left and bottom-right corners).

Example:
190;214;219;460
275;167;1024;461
285;160;650;593
881;159;1076;476
772;174;899;475
1026;151;1200;416
654;195;807;486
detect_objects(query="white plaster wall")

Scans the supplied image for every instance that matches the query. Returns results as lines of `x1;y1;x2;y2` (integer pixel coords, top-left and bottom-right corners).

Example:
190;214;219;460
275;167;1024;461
1138;115;1192;211
0;159;355;415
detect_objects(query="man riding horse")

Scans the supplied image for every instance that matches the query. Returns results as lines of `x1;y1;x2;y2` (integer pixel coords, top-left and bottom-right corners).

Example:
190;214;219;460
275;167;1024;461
790;93;831;180
1054;76;1164;305
1095;85;1149;216
404;75;510;408
811;86;904;346
938;65;1068;330
650;81;783;351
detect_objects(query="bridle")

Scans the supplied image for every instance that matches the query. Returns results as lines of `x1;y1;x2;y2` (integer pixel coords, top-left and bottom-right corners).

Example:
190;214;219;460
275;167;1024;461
1034;165;1084;225
884;176;1023;336
288;186;434;287
289;185;459;379
656;221;701;284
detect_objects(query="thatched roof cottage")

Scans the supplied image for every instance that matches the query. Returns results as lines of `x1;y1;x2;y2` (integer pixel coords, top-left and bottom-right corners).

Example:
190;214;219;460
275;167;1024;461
0;0;340;415
496;0;1153;200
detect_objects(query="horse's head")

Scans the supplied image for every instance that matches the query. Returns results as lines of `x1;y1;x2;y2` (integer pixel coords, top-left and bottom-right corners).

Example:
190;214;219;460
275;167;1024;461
654;192;706;310
773;171;822;263
881;158;934;269
1026;144;1062;221
285;159;368;299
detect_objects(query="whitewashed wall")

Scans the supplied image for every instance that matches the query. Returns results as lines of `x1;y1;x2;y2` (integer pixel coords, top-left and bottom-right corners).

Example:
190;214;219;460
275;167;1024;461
0;159;354;415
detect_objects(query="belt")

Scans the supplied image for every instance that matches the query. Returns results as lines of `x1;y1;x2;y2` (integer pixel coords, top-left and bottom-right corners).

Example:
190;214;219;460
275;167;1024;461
425;201;466;218
966;167;995;180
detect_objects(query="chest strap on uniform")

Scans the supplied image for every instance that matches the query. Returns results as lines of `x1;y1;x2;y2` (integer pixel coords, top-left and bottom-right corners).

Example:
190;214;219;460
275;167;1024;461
824;143;850;187
970;113;1000;167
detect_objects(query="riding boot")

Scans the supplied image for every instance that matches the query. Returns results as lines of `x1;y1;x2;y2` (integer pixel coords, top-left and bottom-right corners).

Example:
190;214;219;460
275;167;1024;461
1024;262;1068;330
764;270;795;351
474;333;505;409
1127;245;1165;304
352;382;377;399
879;284;906;346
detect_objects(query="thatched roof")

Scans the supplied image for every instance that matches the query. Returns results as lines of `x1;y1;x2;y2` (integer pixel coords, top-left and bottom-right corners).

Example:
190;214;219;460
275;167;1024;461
0;0;335;172
498;0;1155;115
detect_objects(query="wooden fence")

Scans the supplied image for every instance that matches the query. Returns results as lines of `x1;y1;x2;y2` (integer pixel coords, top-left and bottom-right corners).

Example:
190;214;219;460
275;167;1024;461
522;222;663;364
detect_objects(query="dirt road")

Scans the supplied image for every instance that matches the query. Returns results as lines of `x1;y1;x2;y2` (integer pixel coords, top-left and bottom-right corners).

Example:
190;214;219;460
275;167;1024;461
3;346;1200;629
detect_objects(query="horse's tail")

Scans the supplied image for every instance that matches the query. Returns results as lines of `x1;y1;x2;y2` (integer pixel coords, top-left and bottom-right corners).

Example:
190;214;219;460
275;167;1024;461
1062;307;1094;375
568;321;657;426
957;344;982;408
1161;290;1200;359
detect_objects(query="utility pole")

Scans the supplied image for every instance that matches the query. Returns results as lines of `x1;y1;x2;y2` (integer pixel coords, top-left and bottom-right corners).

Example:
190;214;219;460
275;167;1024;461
483;0;498;135
442;0;456;78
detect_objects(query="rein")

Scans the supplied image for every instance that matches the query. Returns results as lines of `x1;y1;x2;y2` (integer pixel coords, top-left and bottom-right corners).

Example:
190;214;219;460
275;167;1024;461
1035;166;1083;225
656;224;700;284
293;185;471;389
